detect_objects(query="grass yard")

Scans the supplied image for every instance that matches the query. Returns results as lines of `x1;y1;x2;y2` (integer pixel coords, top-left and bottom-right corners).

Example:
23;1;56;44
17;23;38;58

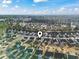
0;22;8;37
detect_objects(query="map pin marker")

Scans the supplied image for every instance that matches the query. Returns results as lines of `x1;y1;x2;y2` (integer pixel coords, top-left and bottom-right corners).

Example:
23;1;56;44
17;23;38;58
38;31;42;38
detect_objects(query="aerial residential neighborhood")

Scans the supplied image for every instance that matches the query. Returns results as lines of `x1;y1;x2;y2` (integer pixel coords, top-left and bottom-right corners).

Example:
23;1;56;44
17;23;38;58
0;15;79;59
0;0;79;59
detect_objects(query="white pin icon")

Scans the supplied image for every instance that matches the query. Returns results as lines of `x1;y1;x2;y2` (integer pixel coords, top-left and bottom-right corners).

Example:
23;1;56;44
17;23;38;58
38;31;42;38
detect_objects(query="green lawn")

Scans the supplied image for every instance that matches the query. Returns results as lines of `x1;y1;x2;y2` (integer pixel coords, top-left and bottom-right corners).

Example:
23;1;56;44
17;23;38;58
0;22;8;37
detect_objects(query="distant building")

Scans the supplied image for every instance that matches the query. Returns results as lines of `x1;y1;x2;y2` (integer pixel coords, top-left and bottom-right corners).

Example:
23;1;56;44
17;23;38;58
0;19;5;22
71;22;76;31
41;25;47;29
23;17;31;22
61;24;67;27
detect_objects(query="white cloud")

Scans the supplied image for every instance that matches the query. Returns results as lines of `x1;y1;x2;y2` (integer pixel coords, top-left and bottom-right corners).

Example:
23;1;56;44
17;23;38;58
57;7;65;12
15;5;19;8
33;0;48;3
74;8;79;11
2;4;8;8
16;0;20;2
31;9;49;15
51;7;79;15
74;8;79;14
32;4;36;7
2;0;12;4
11;5;19;10
0;7;79;15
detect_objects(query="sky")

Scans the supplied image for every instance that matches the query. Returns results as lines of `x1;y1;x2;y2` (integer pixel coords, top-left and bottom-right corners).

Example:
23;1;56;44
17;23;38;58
0;0;79;15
